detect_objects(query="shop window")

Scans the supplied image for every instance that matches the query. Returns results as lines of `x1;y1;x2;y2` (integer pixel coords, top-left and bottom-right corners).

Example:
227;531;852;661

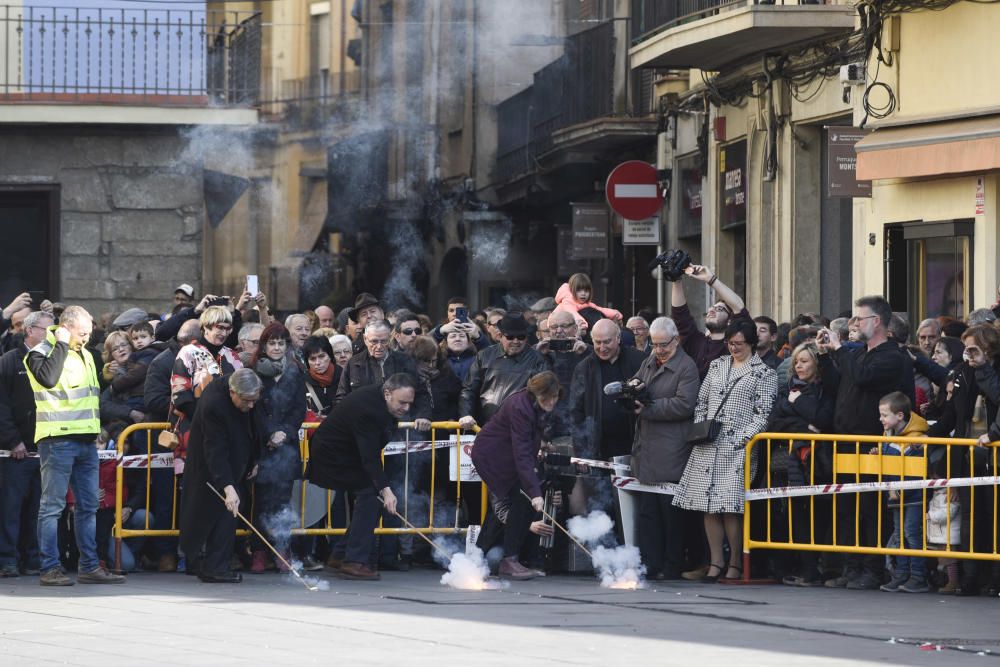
0;186;59;301
884;220;973;324
719;140;747;300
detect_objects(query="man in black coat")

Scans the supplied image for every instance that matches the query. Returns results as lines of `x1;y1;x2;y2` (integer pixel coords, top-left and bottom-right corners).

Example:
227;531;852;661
459;313;550;429
179;369;262;583
817;295;905;590
0;310;53;576
570;319;646;461
307;374;416;580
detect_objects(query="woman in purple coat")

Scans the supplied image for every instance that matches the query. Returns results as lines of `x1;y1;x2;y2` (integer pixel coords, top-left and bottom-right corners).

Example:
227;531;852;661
471;371;560;580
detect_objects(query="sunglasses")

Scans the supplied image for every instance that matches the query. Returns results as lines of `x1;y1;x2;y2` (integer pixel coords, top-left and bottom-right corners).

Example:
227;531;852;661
504;334;527;341
399;327;420;336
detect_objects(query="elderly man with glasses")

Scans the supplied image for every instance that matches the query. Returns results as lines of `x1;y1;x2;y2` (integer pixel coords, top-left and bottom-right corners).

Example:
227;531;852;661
669;262;749;379
459;313;550;429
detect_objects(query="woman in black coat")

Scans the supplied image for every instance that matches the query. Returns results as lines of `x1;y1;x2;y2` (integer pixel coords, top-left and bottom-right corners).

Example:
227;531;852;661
765;342;837;586
303;335;339;417
178;370;261;583
248;323;307;573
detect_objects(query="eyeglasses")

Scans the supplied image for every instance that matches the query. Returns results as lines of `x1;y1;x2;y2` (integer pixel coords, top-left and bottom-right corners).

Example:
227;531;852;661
488;320;502;328
628;326;648;333
651;338;675;350
111;344;131;352
245;339;260;345
705;305;731;316
504;334;527;341
368;339;389;348
333;349;352;356
856;314;879;322
549;323;575;331
399;328;420;336
726;339;748;348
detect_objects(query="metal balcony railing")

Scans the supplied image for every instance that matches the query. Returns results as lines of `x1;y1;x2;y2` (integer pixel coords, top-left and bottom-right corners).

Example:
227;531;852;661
0;5;261;106
495;21;617;183
259;69;361;123
630;0;828;44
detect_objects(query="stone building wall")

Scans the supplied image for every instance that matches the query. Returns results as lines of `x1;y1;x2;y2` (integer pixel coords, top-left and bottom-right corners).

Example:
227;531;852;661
0;127;205;318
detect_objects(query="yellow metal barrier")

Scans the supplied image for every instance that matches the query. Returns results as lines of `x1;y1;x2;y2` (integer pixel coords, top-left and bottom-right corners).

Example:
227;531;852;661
741;432;1000;582
114;420;486;570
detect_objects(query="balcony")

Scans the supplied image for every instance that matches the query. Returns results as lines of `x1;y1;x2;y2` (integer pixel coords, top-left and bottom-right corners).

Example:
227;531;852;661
495;21;656;187
630;0;856;72
0;5;261;124
259;69;362;127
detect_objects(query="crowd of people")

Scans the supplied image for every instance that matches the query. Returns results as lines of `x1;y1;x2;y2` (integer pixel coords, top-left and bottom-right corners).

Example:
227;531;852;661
0;265;999;596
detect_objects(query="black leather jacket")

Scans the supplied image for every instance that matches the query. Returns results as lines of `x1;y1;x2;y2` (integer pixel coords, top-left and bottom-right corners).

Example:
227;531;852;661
459;345;550;425
334;348;431;420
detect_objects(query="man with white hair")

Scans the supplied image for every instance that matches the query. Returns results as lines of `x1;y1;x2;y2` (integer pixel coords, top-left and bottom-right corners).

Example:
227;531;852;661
629;316;700;580
569;319;647;461
626;316;651;354
27;306;124;586
285;313;312;352
315;305;336;330
915;318;941;357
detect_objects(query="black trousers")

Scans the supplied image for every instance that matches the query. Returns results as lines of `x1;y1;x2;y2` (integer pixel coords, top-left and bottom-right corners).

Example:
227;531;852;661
199;511;236;575
637;493;687;578
330;487;381;566
501;485;535;559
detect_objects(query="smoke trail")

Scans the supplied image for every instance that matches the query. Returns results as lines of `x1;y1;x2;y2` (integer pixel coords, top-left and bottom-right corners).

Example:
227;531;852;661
567;510;646;589
430;535;508;591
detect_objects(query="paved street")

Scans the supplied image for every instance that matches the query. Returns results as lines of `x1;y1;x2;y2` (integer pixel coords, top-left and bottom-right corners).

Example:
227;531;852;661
1;570;997;666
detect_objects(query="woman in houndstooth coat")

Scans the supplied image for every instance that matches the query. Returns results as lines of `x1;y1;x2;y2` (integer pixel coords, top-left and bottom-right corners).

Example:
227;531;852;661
673;319;777;581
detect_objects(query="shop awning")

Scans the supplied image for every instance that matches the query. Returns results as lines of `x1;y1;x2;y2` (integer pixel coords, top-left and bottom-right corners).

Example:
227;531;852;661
856;115;1000;180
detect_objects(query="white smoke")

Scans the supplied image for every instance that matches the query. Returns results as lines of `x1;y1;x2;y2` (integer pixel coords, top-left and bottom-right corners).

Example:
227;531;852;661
567;510;646;589
431;536;508;591
287;559;331;592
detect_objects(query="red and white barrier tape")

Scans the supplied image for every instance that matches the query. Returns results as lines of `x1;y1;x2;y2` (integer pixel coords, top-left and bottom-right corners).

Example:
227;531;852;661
611;475;678;496
0;449;175;467
745;474;1000;501
382;439;460;457
569;456;622;471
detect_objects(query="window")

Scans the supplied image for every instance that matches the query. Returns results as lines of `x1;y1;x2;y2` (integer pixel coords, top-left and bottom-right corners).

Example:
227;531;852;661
0;186;59;301
885;220;973;324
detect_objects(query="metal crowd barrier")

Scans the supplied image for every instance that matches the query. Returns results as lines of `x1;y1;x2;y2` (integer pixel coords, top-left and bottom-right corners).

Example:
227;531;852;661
741;432;1000;582
113;421;485;570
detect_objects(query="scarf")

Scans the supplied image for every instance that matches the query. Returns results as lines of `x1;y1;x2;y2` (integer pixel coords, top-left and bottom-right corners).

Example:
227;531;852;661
308;363;336;387
255;355;286;378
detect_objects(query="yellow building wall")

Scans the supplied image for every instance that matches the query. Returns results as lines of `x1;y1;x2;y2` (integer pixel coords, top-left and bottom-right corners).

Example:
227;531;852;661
857;173;1000;312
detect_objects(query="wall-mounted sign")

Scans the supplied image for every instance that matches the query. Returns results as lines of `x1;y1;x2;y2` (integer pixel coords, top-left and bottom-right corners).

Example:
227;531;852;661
571;202;609;259
719;140;746;230
826;126;872;198
622;217;661;245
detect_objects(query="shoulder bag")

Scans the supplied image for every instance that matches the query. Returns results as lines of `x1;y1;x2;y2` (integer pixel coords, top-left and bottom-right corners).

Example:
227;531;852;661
687;373;747;446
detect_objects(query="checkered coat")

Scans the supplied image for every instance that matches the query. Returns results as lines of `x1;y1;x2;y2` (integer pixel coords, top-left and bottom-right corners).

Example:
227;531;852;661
672;354;777;514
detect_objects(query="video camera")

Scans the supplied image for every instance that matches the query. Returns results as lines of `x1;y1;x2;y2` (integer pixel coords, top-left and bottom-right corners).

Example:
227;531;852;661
603;378;651;409
647;248;692;282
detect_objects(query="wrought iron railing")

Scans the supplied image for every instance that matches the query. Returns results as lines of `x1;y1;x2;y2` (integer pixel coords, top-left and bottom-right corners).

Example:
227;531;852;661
259;69;361;123
0;5;261;106
494;21;618;183
630;0;827;44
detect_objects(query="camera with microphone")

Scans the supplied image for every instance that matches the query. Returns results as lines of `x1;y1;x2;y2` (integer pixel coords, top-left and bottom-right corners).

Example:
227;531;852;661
603;378;652;409
648;248;692;282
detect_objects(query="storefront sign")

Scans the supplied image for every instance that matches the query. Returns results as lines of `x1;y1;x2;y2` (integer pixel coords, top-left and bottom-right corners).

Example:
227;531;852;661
622;217;661;245
571;202;609;259
827;127;872;198
448;435;479;482
719;140;747;229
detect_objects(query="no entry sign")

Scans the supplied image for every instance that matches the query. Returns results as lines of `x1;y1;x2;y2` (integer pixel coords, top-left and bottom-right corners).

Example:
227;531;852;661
605;161;664;221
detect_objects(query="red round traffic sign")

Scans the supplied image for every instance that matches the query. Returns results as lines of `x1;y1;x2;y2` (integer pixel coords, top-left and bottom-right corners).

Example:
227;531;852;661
605;161;664;221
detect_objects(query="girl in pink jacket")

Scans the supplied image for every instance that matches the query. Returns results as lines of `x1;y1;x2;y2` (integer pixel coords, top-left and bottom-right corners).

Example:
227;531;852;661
553;273;623;332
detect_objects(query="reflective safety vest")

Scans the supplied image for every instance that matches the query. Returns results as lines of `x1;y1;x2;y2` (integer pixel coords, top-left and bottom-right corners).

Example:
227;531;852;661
24;327;101;443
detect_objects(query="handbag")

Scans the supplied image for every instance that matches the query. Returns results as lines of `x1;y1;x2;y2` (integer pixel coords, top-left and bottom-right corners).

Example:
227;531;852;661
688;373;747;446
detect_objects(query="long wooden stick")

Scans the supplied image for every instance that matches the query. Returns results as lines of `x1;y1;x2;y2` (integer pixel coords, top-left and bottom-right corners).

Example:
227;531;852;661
520;489;593;558
206;482;318;591
378;494;454;561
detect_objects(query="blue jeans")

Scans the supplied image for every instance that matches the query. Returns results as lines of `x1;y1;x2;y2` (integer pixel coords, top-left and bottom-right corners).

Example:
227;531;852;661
38;440;99;572
107;509;152;572
891;504;926;579
0;457;41;569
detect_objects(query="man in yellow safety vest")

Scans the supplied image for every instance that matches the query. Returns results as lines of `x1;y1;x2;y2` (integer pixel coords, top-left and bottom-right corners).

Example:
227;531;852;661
26;305;125;586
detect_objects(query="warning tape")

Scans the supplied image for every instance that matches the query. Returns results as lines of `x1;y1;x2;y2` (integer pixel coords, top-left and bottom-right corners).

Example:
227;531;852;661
0;449;175;467
382;439;461;457
744;474;1000;501
611;475;679;496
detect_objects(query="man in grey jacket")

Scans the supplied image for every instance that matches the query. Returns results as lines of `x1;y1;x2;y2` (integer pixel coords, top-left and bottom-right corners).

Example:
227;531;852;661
630;317;700;580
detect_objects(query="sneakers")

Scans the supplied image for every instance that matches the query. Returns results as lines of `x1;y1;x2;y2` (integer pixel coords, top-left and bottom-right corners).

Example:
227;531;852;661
824;571;857;588
250;550;268;574
498;556;536;581
0;563;19;578
336;562;380;580
900;576;930;593
78;566;126;584
846;572;882;590
938;580;958;595
880;572;909;592
39;567;74;586
302;555;323;572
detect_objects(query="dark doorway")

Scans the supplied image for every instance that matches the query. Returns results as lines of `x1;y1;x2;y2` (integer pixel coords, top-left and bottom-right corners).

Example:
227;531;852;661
0;186;59;303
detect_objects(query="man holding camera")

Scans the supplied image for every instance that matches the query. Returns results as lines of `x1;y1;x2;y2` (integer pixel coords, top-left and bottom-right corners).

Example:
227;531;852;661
569;319;646;461
629;317;701;580
537;311;589;434
666;258;748;379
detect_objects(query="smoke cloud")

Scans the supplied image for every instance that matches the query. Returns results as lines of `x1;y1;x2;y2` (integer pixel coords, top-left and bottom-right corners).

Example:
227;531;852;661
567;510;646;589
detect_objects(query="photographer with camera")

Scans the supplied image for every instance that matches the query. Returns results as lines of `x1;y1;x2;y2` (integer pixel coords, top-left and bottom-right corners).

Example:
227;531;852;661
629;317;701;580
655;251;749;380
536;311;589;435
569;319;647;462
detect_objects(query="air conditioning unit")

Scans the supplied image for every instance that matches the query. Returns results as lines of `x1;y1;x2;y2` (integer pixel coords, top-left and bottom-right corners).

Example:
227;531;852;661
839;63;866;85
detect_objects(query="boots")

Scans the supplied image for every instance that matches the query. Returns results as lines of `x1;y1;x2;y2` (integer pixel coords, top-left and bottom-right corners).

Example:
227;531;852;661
498;556;536;581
